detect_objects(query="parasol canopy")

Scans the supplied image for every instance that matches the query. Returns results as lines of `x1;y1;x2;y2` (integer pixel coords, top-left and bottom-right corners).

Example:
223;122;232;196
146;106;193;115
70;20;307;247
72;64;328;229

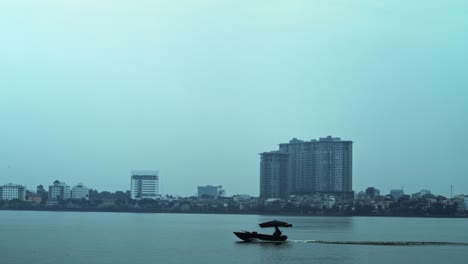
258;220;292;228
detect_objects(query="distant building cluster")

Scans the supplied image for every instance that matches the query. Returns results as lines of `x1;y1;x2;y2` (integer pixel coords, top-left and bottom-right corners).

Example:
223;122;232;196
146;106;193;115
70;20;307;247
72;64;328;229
48;181;90;201
2;140;468;218
0;181;90;204
355;187;468;216
0;170;163;203
1;183;468;217
260;136;353;199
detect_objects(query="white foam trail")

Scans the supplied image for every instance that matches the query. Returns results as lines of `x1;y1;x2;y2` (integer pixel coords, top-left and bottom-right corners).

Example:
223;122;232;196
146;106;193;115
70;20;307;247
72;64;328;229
288;240;317;243
288;240;468;246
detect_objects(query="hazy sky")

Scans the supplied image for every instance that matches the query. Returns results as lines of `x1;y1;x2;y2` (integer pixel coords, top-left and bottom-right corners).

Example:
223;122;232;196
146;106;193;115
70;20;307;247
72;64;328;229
1;1;467;197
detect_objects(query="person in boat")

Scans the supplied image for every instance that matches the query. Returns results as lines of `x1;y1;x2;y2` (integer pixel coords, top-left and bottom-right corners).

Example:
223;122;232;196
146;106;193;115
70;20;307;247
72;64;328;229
273;226;282;237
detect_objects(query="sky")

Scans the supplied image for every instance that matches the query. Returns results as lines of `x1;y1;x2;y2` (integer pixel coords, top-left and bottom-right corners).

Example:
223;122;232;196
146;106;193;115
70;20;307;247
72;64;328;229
0;0;467;197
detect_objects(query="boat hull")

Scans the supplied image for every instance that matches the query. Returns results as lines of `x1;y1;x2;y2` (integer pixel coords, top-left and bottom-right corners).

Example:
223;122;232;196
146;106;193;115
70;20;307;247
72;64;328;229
233;231;288;242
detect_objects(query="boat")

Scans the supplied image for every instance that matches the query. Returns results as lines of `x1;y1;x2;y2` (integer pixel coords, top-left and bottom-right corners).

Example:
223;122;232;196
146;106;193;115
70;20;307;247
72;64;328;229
233;220;293;242
233;231;288;242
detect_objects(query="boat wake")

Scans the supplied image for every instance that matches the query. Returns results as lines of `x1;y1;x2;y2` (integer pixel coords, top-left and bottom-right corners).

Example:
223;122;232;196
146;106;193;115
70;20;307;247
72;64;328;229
289;240;468;246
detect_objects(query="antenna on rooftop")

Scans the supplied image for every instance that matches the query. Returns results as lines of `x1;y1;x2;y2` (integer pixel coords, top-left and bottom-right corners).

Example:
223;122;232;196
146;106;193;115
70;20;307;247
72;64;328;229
451;185;453;198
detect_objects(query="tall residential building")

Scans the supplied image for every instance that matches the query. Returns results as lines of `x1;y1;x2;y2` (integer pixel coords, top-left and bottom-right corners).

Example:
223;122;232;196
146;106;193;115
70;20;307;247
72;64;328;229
130;170;159;200
48;180;71;200
259;151;288;198
197;185;224;198
71;183;90;200
0;183;26;200
260;136;353;199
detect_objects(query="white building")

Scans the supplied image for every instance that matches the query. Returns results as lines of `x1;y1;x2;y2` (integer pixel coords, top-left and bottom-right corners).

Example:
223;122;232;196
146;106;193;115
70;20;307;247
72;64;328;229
197;185;224;198
48;180;71;200
0;183;26;200
130;170;159;200
71;183;90;200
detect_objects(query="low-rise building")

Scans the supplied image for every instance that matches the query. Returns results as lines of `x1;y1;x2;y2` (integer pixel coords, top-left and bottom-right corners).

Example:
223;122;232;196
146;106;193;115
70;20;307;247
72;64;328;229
323;195;336;208
412;190;431;199
365;187;380;199
390;189;404;200
355;191;366;200
233;194;251;202
71;183;89;200
197;185;224;198
0;183;26;200
26;193;42;204
452;195;465;213
48;180;71;200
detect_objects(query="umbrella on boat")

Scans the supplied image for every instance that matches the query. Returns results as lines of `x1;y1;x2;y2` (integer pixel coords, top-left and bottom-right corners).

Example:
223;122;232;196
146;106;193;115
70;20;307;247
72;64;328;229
259;220;292;228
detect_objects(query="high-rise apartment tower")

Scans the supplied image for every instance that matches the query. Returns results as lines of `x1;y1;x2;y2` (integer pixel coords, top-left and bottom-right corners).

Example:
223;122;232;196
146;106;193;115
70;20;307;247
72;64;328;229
260;136;353;199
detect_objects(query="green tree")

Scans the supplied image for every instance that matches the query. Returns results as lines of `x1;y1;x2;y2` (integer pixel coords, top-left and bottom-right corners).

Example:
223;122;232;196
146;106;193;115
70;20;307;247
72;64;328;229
37;184;48;204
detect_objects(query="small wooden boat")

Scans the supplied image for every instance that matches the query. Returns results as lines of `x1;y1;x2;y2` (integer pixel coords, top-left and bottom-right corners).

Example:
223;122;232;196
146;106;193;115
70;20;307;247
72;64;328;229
233;231;288;242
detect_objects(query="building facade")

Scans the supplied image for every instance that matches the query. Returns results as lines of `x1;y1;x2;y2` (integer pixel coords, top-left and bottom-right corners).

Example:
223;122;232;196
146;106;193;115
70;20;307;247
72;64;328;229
0;183;26;200
259;152;288;198
260;136;353;199
130;170;159;200
197;185;224;198
48;180;71;200
71;183;90;200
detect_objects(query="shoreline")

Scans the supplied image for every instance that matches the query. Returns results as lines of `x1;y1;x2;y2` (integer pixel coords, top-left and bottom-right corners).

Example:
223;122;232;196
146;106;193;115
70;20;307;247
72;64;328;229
2;208;468;218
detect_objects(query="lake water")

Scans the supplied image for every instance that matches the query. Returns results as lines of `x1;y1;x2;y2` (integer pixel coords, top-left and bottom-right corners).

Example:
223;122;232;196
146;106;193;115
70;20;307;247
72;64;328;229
1;211;467;264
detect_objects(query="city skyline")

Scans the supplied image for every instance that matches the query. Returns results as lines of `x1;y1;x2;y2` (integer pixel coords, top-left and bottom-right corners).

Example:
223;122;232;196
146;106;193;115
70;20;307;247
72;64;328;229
1;134;465;197
1;1;467;197
0;164;464;198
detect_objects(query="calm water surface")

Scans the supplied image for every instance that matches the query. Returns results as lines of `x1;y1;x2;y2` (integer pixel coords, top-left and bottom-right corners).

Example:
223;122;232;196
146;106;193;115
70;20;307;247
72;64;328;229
1;211;467;264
